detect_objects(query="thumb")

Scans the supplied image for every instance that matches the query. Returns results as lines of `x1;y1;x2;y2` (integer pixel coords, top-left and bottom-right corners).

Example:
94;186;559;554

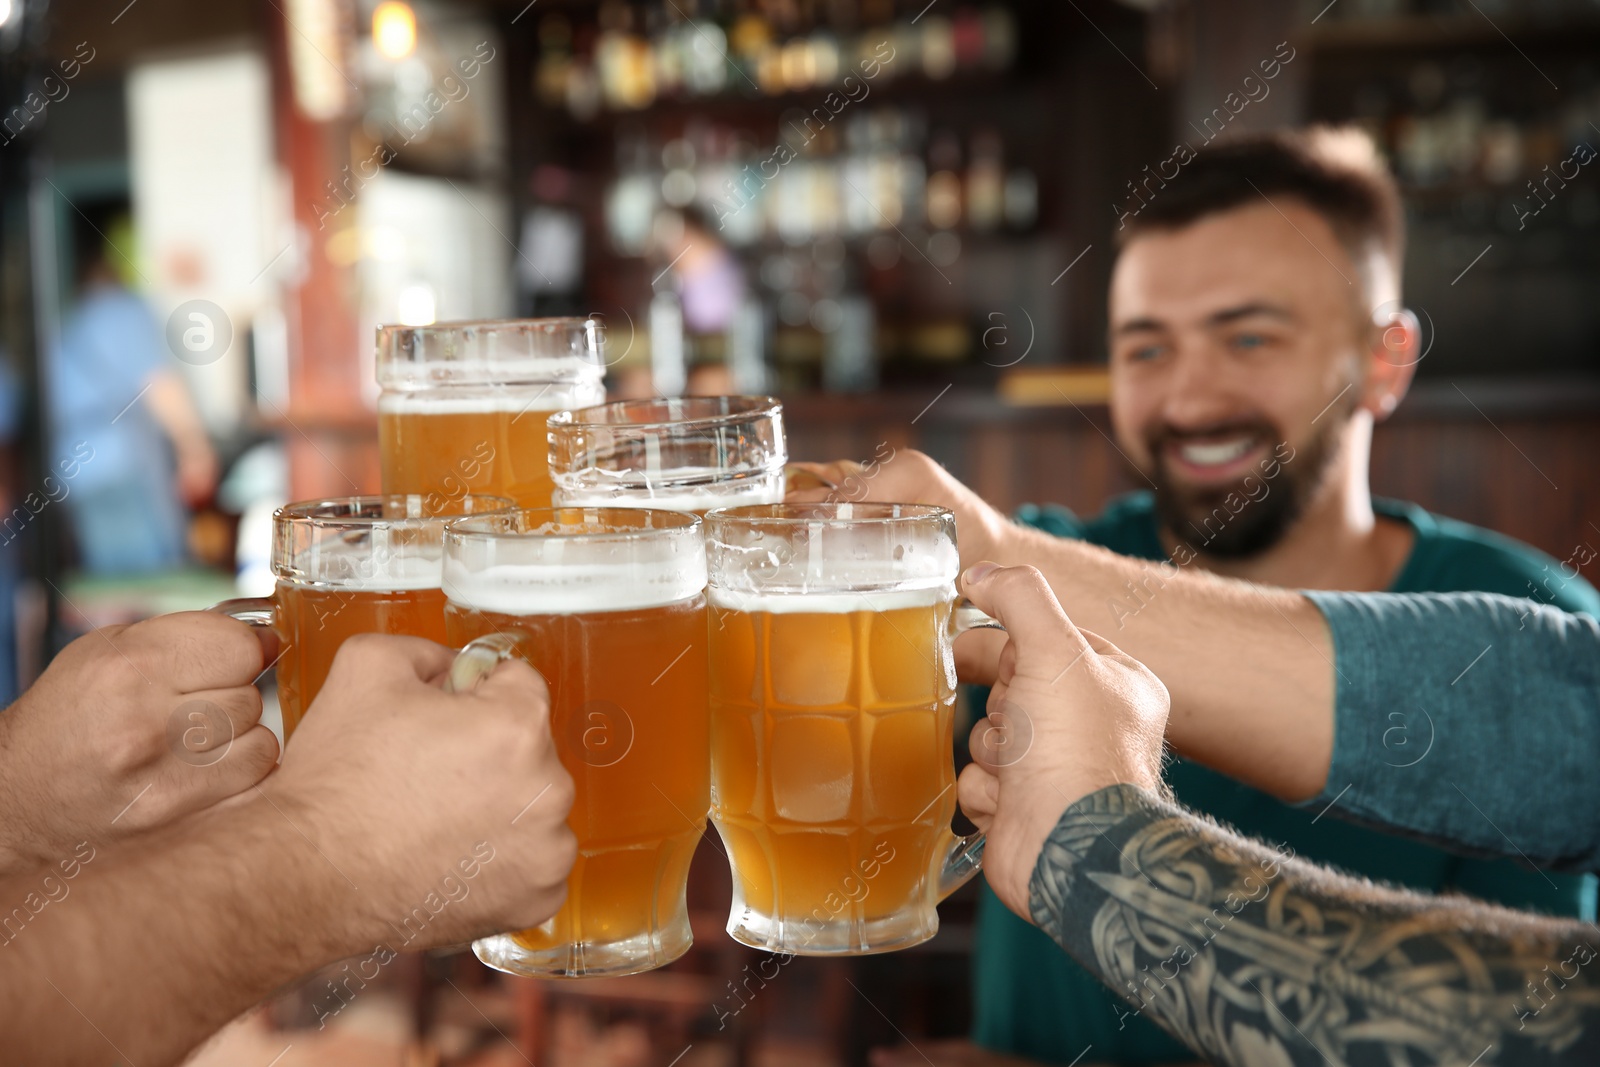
325;634;459;694
785;461;861;502
958;563;1090;677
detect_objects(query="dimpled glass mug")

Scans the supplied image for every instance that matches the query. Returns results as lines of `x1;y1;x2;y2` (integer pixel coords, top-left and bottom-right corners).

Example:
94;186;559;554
211;493;512;738
442;507;710;978
703;502;996;956
547;395;787;514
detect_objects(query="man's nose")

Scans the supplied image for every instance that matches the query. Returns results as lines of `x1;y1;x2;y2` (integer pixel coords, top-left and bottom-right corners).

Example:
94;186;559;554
1157;345;1247;430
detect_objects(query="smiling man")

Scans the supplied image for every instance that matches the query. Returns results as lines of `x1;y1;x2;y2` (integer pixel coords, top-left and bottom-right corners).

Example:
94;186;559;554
838;127;1600;1067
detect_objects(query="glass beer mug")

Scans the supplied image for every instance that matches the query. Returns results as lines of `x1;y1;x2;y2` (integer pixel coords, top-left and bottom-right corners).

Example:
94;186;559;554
442;507;710;978
703;502;992;955
547;395;787;514
377;318;607;509
212;494;511;738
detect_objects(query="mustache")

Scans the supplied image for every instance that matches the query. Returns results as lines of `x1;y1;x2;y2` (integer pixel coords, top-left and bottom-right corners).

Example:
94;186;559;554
1143;418;1281;456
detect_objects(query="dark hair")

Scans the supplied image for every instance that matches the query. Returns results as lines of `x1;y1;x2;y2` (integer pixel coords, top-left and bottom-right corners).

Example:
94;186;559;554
1117;127;1404;304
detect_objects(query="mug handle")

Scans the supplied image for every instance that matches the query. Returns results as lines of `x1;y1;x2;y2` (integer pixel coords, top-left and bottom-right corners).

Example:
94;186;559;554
937;599;1006;899
210;596;276;630
444;632;523;694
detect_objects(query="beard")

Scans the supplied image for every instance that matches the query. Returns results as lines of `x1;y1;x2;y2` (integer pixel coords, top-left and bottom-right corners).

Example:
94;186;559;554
1138;395;1356;560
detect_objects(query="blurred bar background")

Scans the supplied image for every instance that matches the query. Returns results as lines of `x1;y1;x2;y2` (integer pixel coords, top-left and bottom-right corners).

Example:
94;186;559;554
0;0;1597;1063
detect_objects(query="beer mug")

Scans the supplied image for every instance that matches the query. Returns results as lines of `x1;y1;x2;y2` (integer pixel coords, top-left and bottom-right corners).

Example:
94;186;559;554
442;508;709;978
377;318;607;508
547;395;786;514
213;494;511;738
704;503;992;956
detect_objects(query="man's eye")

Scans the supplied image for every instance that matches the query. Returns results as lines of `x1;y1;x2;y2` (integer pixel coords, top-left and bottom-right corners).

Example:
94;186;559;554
1233;333;1268;351
1127;344;1163;362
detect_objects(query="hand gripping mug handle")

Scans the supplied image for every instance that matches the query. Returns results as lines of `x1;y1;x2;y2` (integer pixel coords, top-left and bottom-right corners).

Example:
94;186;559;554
444;632;523;694
210;598;521;696
938;599;1007;899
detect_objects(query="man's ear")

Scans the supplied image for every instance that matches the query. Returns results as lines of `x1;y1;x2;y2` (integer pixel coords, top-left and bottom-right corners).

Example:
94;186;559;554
1363;307;1421;422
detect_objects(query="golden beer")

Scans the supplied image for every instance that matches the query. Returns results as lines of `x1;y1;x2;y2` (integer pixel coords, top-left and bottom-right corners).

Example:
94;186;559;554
445;508;709;977
379;398;561;509
212;495;509;740
709;588;956;953
275;581;449;737
704;503;982;955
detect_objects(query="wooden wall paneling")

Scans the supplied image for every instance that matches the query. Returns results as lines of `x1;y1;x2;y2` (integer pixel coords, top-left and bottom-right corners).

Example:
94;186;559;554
786;398;1600;591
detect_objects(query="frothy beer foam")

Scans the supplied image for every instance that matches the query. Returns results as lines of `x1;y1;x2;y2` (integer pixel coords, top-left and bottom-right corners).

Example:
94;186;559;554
556;473;784;512
443;556;707;615
287;543;444;590
707;582;952;615
378;386;604;415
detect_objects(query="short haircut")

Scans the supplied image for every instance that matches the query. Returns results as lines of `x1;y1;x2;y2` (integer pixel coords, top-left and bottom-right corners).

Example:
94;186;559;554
1116;126;1404;310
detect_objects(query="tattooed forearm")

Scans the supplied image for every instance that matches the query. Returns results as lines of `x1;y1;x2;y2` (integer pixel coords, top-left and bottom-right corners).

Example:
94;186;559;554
1028;784;1600;1066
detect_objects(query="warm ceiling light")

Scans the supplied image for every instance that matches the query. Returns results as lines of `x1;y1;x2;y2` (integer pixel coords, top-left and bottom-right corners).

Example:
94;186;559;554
373;1;417;60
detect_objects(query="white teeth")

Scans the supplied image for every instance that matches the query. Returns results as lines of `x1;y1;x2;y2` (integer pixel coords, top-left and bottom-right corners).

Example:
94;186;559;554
1178;437;1255;466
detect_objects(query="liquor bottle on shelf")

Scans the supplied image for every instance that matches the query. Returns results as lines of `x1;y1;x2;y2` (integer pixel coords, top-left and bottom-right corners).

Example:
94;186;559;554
966;129;1005;232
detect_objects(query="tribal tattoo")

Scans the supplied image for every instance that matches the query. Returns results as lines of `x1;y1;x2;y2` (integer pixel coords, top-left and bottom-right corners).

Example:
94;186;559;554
1028;784;1600;1066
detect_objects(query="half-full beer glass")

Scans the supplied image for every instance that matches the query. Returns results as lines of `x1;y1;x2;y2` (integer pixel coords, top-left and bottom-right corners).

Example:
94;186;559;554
443;508;709;978
213;494;511;738
705;503;985;955
547;395;786;514
378;318;607;508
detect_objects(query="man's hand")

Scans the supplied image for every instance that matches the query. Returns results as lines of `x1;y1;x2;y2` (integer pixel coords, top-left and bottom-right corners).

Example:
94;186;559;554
788;449;1015;567
266;634;576;948
0;611;280;873
0;633;577;1066
955;563;1170;918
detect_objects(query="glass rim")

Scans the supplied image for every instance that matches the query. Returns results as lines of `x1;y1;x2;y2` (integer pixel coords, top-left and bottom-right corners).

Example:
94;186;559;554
274;494;515;526
445;506;702;544
376;316;600;343
548;394;782;434
704;502;954;528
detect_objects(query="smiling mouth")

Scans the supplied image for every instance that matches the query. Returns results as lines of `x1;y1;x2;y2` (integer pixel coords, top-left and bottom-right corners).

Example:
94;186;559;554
1157;431;1272;483
1177;436;1256;466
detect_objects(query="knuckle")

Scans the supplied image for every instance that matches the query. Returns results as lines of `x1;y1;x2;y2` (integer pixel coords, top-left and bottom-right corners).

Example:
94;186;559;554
545;774;577;819
495;659;549;702
544;829;579;887
97;717;160;775
332;632;386;672
225;726;281;780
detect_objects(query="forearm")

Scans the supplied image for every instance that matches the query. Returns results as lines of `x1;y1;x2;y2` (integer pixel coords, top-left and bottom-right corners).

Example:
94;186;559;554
988;523;1334;800
0;714;50;876
143;370;210;454
1030;784;1600;1067
0;793;362;1064
1306;591;1600;871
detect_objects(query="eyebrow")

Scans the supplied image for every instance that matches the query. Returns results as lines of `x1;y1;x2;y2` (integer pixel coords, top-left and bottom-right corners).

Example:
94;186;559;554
1207;302;1295;326
1113;317;1165;336
1113;302;1296;337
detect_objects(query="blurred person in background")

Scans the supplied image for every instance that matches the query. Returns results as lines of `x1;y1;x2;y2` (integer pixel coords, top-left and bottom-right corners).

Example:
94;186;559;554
47;202;217;575
803;127;1600;1067
657;205;745;397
